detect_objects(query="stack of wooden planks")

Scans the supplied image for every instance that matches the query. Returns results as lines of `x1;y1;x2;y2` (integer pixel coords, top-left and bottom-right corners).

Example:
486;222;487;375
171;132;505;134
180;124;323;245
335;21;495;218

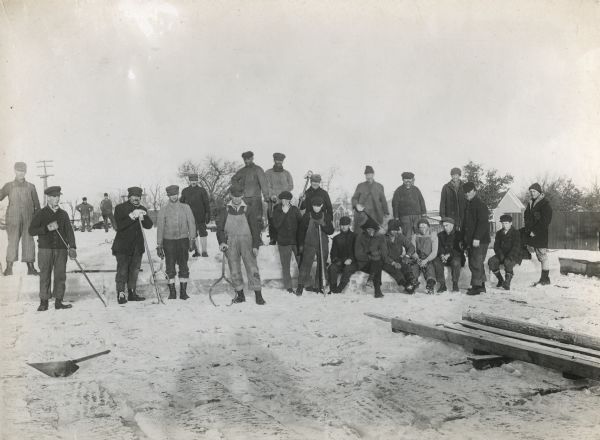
365;311;600;380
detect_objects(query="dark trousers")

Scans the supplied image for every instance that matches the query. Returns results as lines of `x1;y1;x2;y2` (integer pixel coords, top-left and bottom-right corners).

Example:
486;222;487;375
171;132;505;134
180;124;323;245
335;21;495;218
38;248;67;300
488;255;516;273
467;243;489;286
357;260;384;286
244;196;264;231
102;213;117;231
434;256;462;284
328;261;358;290
410;261;436;282
382;262;415;287
115;252;143;293
278;244;299;289
164;238;190;280
81;216;91;231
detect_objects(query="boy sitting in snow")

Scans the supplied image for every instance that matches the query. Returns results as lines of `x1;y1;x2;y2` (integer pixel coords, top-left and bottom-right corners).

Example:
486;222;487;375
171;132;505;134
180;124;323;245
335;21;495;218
410;218;438;294
488;214;521;290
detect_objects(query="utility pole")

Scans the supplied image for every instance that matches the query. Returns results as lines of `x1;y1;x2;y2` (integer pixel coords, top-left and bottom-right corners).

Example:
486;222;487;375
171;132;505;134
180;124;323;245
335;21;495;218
36;160;54;205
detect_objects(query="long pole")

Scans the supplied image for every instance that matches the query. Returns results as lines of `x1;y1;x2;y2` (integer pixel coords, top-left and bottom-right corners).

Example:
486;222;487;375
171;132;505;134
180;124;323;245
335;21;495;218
138;217;164;304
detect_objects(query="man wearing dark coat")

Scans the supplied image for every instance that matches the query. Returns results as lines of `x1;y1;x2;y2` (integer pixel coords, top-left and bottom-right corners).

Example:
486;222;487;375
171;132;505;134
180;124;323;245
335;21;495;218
299;174;334;223
271;190;302;293
100;193;117;232
76;197;94;232
355;217;388;298
351;165;389;231
328;216;357;294
433;217;465;293
523;182;553;286
180;174;211;257
111;186;153;304
439;167;466;229
488;214;521;290
461;182;491;295
230;151;269;232
265;153;294;245
382;219;417;294
392;171;427;239
28;186;77;311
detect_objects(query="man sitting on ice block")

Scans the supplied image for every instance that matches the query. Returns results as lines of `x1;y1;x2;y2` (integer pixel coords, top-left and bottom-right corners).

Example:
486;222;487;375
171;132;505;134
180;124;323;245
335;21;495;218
488;214;521;290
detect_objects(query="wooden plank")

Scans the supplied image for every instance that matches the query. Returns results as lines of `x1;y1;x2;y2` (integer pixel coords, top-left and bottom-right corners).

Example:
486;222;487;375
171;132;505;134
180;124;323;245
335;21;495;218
457;321;600;359
364;312;392;323
463;312;600;352
390;318;600;380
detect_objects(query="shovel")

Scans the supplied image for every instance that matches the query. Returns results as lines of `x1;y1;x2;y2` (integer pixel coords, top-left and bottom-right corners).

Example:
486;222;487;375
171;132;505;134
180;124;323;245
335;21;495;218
27;349;111;377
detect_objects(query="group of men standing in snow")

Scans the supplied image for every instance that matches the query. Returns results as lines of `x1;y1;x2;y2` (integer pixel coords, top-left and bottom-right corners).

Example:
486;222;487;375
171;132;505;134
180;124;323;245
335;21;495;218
1;154;553;310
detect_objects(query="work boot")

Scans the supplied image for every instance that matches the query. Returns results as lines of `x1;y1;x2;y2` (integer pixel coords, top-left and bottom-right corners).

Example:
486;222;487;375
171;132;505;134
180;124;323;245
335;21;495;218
201;252;208;257
437;283;447;293
232;290;246;303
192;250;201;257
117;291;127;304
365;275;374;288
295;285;303;296
337;280;348;293
425;279;435;294
254;290;266;305
374;285;384;298
466;284;486;296
503;273;513;290
3;262;13;276
128;289;146;301
452;281;460;292
179;282;189;300
37;299;49;311
329;281;338;294
27;262;39;275
541;269;551;285
404;283;416;294
168;284;177;299
493;271;504;288
55;299;72;309
286;288;294;293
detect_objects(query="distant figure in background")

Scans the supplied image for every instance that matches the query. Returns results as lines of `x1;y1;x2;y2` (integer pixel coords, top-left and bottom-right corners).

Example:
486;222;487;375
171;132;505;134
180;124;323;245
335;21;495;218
0;161;40;276
410;218;438;294
488;214;521;290
100;193;117;232
392;172;427;239
265;152;294;245
156;185;196;300
230;151;269;233
180;174;211;257
28;186;76;311
328;216;357;294
76;197;94;232
462;182;491;296
271;191;302;293
354;217;387;298
351;165;389;232
434;217;464;293
439;167;466;229
523;183;553;286
111;187;153;304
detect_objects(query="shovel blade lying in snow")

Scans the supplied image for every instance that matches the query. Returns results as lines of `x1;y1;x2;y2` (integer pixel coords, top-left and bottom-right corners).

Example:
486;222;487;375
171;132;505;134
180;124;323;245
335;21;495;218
27;349;110;377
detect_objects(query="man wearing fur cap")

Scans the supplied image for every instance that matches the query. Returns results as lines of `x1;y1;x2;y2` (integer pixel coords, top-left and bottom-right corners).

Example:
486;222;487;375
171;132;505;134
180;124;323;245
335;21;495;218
523;183;553;286
351;165;389;231
328;216;358;294
392;171;427;239
265;153;294;245
354;217;388;298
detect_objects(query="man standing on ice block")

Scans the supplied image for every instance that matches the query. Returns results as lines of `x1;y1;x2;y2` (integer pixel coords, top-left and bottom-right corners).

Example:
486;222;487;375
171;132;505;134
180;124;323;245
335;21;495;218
156;185;196;300
28;186;77;311
112;186;153;304
524;182;553;286
216;184;265;305
230;151;269;234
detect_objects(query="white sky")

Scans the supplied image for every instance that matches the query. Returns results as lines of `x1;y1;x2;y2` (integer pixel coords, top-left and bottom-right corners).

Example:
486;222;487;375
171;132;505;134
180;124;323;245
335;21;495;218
1;0;599;210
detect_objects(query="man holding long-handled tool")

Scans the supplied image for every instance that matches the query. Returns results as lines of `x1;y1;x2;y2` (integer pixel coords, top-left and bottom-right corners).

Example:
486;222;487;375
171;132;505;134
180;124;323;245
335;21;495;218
111;186;153;304
28;186;77;311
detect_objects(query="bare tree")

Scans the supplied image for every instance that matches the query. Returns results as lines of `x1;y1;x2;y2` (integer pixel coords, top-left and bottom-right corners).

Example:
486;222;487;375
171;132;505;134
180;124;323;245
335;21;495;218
321;165;340;193
178;156;241;204
146;184;166;211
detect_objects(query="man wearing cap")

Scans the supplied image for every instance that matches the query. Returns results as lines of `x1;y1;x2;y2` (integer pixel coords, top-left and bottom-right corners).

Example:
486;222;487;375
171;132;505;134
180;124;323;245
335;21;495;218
76;197;94;232
523;183;553;286
328;216;358;294
216;184;266;305
100;193;117;232
382;219;417;294
111;187;153;304
271;190;302;292
488;214;521;290
157;185;196;300
180;174;211;257
439;167;466;229
0;161;41;275
409;218;439;294
265;153;294;245
461;182;491;295
299;174;333;223
351;166;389;232
297;196;334;295
354;217;387;298
434;217;465;292
230;151;269;233
392;172;427;239
28;186;77;311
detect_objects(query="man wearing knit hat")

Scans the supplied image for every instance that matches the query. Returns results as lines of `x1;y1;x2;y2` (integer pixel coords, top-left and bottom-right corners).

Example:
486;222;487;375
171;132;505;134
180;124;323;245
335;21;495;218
157;185;196;300
76;197;94;232
265;153;294;245
439;167;466;229
180;174;211;257
433;217;464;292
0;161;41;275
271;190;302;292
100;193;117;232
383;219;418;294
351;165;389;232
230;151;269;234
392;171;427;240
354;217;387;298
299;174;333;223
409;218;439;294
328;216;358;294
488;214;521;290
111;186;153;304
461;182;491;295
216;184;266;305
524;183;553;286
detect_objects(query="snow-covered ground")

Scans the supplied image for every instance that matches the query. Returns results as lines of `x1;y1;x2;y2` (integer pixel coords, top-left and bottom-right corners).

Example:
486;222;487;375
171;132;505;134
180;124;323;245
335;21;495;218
1;229;600;440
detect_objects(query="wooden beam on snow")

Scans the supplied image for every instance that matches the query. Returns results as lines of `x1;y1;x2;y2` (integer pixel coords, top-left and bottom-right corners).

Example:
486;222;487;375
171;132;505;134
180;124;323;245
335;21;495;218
364;312;392;322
